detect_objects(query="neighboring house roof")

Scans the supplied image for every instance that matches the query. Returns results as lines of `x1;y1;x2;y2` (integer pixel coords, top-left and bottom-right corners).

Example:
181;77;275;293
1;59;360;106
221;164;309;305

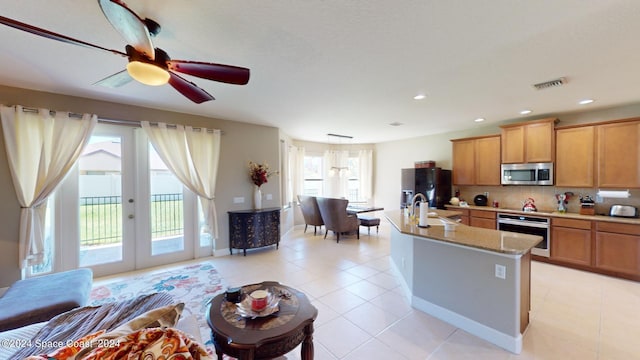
81;141;169;171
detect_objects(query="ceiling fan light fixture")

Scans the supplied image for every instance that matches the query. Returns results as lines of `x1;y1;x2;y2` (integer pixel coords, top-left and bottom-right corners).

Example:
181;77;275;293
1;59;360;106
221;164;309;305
126;61;170;86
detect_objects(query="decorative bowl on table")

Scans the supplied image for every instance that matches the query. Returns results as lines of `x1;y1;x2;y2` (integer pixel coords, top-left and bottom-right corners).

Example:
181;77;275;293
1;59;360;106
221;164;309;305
235;291;280;319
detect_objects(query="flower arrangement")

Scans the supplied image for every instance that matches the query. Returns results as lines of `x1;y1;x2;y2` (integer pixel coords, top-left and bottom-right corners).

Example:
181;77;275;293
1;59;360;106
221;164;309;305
248;161;277;187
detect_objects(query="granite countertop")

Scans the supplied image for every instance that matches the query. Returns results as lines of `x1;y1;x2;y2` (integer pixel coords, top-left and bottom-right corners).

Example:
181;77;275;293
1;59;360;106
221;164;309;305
385;209;542;255
445;205;640;225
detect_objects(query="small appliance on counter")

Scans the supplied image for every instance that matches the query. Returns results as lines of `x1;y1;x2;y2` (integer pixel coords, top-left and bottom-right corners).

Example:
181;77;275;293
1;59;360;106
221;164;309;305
522;197;537;212
609;205;638;218
473;194;488;206
579;195;595;215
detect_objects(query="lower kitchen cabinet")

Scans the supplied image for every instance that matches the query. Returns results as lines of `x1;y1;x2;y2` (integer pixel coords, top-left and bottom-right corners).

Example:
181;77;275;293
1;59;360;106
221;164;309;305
469;209;496;229
595;222;640;277
457;209;470;225
550;218;592;266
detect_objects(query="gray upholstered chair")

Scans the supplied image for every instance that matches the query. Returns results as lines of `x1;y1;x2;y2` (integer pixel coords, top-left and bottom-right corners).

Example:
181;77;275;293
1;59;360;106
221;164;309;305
316;197;360;242
297;195;324;235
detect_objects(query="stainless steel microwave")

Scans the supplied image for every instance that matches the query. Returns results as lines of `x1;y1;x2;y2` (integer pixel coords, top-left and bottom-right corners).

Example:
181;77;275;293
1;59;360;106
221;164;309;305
501;163;553;185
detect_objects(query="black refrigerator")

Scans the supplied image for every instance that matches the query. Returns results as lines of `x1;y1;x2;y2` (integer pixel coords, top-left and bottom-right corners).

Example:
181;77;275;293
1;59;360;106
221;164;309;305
401;168;452;209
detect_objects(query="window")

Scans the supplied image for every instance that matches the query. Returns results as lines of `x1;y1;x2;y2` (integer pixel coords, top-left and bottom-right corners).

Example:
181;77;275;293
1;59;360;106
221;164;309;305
347;156;361;202
303;155;323;196
302;154;365;202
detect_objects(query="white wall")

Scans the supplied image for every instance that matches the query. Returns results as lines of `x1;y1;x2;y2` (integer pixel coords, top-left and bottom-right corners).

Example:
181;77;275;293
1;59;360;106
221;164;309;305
374;125;500;212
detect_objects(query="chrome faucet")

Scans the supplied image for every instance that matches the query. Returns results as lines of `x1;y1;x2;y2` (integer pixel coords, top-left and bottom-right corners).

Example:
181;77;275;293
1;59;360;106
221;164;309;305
410;193;427;217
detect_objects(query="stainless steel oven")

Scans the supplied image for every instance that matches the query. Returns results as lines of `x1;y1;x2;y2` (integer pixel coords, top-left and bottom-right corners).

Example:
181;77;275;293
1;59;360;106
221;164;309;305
497;213;550;257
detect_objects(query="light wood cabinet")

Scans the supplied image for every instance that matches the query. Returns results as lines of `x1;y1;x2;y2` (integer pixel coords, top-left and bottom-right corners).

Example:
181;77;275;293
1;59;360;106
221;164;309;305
501;126;525;163
474;136;501;185
469;209;496;229
451;135;501;185
457;208;470;226
597;120;640;188
550;218;592;266
451;138;475;185
595;222;640;276
555;125;595;187
500;118;557;164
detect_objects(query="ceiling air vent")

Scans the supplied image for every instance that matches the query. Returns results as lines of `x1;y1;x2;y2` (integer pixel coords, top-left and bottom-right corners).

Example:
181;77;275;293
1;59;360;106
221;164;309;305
532;77;566;90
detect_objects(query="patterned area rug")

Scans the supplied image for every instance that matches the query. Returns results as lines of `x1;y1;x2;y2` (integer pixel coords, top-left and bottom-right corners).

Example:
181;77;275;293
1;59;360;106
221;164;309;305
88;261;225;352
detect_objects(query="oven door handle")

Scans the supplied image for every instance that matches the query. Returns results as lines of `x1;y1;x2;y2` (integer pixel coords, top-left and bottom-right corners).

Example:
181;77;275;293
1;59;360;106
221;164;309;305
497;219;549;229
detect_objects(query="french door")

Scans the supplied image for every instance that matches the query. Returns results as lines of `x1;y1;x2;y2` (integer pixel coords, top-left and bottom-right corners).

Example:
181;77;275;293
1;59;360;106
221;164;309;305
57;123;197;277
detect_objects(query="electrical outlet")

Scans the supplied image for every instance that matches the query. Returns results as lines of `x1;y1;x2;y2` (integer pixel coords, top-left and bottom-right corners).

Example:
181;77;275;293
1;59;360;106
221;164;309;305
266;194;273;200
484;191;489;198
495;264;506;279
233;197;245;204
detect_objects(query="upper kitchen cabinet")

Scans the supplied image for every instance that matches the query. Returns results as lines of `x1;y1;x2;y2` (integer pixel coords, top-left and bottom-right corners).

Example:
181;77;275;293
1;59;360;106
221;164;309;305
451;135;501;185
597;119;640;188
500;118;558;163
555;125;595;187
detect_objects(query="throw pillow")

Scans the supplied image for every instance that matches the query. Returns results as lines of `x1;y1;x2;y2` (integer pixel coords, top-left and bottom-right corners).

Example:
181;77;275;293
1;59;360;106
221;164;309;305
73;302;184;359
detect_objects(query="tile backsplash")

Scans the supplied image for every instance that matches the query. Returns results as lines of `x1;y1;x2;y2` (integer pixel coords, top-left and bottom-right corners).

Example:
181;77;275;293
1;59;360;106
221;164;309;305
456;185;640;215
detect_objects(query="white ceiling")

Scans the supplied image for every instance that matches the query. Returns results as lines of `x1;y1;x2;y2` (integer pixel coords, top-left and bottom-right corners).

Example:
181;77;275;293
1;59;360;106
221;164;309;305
1;1;639;144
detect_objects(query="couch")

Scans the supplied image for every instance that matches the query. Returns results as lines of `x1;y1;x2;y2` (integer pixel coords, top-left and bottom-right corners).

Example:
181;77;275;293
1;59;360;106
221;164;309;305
0;268;93;332
0;292;207;359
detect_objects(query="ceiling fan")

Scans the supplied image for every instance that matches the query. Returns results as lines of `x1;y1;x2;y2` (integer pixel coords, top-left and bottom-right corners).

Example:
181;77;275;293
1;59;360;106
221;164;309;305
0;0;250;103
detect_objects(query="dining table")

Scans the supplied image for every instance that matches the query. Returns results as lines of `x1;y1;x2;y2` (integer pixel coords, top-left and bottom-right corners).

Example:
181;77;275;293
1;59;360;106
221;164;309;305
346;204;384;215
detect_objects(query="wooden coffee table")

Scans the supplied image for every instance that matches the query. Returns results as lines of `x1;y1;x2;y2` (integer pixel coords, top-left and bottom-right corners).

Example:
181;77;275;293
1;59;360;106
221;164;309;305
206;281;318;360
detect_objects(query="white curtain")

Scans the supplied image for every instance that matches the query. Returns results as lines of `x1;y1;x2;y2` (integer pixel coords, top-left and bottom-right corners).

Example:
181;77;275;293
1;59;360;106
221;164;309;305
292;146;305;200
141;121;221;243
358;149;373;202
324;149;349;198
1;105;97;270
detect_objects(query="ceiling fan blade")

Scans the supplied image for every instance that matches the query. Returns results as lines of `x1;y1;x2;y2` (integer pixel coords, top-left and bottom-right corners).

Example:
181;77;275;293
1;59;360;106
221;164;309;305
168;60;250;85
168;72;215;104
94;69;133;88
98;0;154;59
0;15;126;56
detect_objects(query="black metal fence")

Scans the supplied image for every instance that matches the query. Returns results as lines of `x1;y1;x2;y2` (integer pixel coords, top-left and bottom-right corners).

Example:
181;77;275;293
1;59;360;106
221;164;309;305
80;193;183;246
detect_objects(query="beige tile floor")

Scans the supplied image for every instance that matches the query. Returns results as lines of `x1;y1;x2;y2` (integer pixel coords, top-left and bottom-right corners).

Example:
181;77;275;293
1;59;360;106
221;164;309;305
116;219;640;359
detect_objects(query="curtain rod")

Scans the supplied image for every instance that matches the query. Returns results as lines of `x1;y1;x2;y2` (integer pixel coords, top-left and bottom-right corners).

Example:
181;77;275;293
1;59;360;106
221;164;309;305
18;107;223;134
20;106;86;119
99;118;224;134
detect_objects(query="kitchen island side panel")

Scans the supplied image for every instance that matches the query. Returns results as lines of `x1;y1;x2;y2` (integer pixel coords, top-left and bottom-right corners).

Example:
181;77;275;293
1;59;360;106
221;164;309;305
412;237;521;337
390;227;414;293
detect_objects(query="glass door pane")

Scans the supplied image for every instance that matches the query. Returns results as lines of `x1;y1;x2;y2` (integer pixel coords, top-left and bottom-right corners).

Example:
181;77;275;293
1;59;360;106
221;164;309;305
149;144;185;255
78;135;125;267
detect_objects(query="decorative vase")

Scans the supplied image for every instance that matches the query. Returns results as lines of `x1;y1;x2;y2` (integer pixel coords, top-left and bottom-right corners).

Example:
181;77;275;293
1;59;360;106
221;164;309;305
253;185;262;210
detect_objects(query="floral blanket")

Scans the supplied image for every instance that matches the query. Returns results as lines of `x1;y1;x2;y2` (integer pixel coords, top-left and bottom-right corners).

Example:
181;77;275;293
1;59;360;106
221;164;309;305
25;327;212;360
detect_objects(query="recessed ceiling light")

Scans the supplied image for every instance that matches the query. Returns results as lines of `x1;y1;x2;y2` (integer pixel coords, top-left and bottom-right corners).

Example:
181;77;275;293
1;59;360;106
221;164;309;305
474;118;485;122
579;99;594;105
520;109;532;115
413;94;427;100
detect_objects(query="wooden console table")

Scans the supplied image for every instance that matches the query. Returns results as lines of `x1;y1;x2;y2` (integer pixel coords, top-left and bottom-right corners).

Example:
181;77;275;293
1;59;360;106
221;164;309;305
228;208;281;256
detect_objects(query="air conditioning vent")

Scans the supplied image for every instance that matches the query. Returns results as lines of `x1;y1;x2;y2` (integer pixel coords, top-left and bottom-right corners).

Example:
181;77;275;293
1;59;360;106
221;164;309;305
533;77;566;90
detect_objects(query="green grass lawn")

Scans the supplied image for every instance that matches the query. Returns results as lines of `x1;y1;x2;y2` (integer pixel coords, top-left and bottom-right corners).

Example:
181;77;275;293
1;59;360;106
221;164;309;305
80;200;184;246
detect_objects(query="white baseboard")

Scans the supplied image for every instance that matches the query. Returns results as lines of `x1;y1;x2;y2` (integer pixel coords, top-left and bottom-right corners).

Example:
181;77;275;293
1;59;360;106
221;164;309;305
213;248;231;257
389;259;412;304
412;296;522;354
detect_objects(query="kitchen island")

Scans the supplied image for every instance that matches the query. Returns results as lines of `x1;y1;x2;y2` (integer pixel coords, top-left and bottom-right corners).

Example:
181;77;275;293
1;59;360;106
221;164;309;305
387;209;541;354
